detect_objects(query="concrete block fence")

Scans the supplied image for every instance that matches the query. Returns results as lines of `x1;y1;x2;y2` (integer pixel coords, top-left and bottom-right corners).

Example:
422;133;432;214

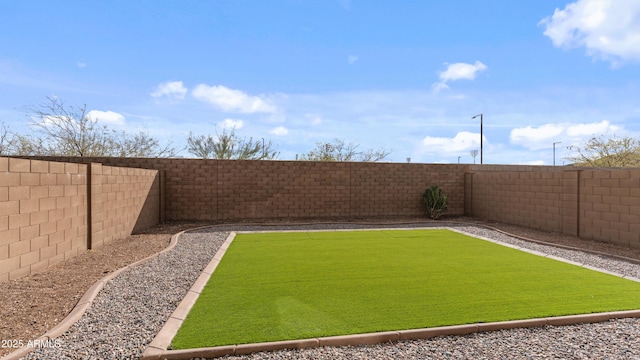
22;157;467;221
0;157;160;282
466;165;640;250
2;156;640;282
1;158;88;282
88;162;161;249
579;169;640;248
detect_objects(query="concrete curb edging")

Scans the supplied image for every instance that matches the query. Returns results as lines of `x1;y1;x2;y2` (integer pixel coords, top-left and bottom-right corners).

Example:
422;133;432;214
141;226;640;360
0;227;194;360
142;310;640;360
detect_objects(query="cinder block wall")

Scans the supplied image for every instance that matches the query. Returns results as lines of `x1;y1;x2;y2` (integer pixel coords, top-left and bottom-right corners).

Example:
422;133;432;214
15;157;639;251
350;162;464;218
0;157;160;282
217;161;350;219
467;165;640;249
0;158;88;282
90;163;160;249
216;161;466;220
26;157;467;221
580;169;640;249
467;166;566;233
28;157;216;221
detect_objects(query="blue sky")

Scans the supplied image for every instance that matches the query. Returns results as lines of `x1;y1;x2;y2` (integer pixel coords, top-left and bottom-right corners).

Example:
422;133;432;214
2;0;640;164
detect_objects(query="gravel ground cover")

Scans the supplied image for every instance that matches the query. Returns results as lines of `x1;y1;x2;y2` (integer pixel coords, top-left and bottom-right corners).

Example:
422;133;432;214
20;231;227;360
0;222;209;358
6;221;640;359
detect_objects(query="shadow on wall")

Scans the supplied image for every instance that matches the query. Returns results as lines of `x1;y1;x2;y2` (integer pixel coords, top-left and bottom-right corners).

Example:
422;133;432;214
132;173;162;234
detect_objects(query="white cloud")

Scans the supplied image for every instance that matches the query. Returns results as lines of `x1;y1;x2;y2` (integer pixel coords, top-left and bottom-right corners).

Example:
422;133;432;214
219;118;244;129
431;82;450;92
348;54;359;64
270;126;289;136
87;110;125;125
151;81;188;99
421;131;483;156
432;61;487;92
540;0;640;65
76;62;87;68
510;123;565;149
519;160;546;166
192;84;277;113
439;61;488;82
565;120;619;137
510;120;621;150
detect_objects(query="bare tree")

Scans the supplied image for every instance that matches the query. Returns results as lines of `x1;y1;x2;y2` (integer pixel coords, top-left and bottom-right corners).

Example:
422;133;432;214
11;133;47;156
186;128;279;160
300;138;391;162
18;96;177;157
0;122;17;155
22;96;112;156
113;129;179;158
567;135;640;167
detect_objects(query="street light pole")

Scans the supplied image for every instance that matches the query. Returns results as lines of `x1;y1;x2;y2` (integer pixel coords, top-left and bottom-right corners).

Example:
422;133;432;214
553;141;562;166
472;114;483;164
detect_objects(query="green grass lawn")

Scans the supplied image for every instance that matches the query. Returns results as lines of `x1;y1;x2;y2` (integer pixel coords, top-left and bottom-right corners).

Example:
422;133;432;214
171;229;640;349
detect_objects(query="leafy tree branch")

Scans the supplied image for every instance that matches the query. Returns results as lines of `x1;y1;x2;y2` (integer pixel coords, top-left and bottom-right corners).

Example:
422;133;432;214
186;128;279;160
300;138;391;162
567;135;640;167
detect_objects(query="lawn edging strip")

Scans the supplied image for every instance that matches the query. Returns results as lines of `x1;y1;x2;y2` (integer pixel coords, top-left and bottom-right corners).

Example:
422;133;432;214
142;226;640;360
143;310;640;360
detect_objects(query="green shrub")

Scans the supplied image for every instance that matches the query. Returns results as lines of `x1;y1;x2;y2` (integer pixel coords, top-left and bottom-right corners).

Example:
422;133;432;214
422;185;448;220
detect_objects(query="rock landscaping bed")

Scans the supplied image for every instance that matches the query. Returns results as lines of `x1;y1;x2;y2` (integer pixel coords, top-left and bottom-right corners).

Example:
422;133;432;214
0;221;209;358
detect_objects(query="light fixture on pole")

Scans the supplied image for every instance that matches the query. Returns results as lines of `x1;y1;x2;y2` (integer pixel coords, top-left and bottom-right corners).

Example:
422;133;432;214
471;114;483;164
553;141;562;166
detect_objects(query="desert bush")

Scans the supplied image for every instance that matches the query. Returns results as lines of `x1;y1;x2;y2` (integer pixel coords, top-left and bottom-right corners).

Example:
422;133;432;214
422;185;448;220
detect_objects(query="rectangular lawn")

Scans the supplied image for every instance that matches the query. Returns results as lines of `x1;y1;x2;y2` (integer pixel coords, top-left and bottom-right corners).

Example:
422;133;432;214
171;229;640;349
